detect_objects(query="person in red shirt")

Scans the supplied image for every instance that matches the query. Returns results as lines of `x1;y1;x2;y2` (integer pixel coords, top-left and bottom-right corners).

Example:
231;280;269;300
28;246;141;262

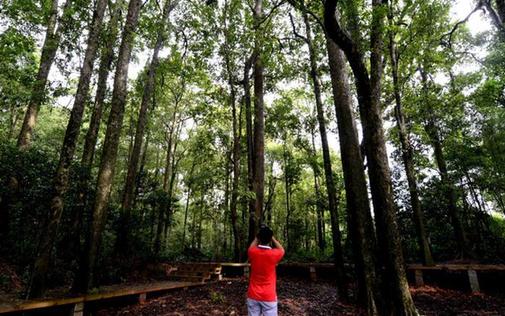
247;224;285;316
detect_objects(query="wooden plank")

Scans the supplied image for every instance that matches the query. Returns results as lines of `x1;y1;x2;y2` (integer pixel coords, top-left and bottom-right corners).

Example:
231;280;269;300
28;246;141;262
280;262;335;269
0;281;204;314
406;264;505;271
220;262;505;271
220;263;250;267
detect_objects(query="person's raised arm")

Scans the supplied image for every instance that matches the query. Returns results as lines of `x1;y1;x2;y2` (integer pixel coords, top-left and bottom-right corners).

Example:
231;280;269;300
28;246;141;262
272;236;284;253
249;237;259;250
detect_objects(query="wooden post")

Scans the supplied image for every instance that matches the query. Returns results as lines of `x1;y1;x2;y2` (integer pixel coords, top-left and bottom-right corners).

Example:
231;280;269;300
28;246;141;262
467;269;480;293
139;292;147;304
71;302;84;316
309;266;317;281
414;269;424;287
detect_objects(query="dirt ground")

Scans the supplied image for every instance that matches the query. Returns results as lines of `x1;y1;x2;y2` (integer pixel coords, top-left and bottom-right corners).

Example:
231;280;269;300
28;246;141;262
96;277;505;316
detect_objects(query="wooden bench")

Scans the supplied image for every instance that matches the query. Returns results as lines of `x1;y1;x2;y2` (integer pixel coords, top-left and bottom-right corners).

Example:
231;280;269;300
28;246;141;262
218;262;505;292
168;263;223;283
0;281;203;315
220;262;332;281
406;264;505;292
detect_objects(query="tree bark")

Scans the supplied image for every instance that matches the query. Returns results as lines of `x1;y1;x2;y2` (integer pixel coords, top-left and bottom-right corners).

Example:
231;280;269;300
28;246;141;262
117;0;177;252
17;0;72;149
81;4;122;169
264;162;276;226
251;0;265;242
283;143;291;250
221;1;242;261
324;1;417;314
243;53;256;245
310;130;325;252
388;12;434;266
182;162;195;248
27;0;109;298
226;52;242;263
301;6;347;299
70;3;123;265
326;38;378;313
76;0;143;293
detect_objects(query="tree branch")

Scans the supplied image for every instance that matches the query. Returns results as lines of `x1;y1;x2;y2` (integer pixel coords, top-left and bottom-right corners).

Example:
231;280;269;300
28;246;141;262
258;0;287;27
441;2;484;49
289;12;309;43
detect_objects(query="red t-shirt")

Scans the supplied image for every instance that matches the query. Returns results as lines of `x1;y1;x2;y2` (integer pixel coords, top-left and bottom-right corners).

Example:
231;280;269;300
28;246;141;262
247;246;285;302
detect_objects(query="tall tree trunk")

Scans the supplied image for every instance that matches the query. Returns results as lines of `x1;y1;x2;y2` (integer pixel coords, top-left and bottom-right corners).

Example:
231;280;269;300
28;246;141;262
251;0;265;241
153;200;165;256
182;163;195;248
388;12;434;266
310;129;325;252
164;123;183;241
264;165;276;226
133;129;151;209
17;0;72;149
75;0;143;293
243;53;256;244
117;0;177;252
325;1;417;315
81;4;122;169
301;6;347;299
71;1;122;257
28;0;109;298
283;142;291;250
420;69;470;258
225;49;242;263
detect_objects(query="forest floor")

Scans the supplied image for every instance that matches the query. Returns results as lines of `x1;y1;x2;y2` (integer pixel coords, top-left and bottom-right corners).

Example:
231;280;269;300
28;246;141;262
96;277;505;316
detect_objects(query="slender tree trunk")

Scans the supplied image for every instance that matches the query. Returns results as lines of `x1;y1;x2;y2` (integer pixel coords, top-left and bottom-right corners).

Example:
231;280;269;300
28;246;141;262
28;0;109;298
182;161;195;248
197;194;205;250
71;6;123;256
165;124;183;239
75;0;143;293
117;0;177;252
283;143;291;250
301;7;347;299
325;1;417;314
133;129;151;209
426;115;468;253
220;1;242;259
264;160;275;226
420;69;470;259
70;0;123;253
226;53;242;262
7;105;19;139
387;13;434;266
153;201;165;256
17;0;72;149
310;130;325;252
81;4;122;169
251;0;265;241
243;53;256;244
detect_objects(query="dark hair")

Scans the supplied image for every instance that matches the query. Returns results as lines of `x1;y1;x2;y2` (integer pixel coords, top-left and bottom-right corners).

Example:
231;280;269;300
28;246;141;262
257;224;273;245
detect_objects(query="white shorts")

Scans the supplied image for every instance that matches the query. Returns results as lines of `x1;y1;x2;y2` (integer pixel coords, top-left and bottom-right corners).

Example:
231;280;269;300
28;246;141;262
246;298;278;316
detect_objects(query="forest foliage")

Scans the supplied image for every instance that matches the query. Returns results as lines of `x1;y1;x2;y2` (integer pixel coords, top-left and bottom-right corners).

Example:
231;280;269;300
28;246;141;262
1;0;505;313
